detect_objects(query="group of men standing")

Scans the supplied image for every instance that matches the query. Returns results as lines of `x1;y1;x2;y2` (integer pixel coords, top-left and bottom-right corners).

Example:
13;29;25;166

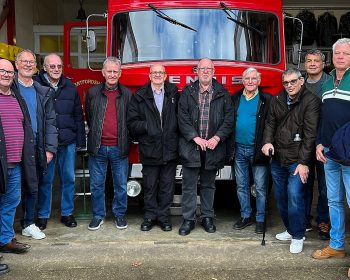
1;37;350;274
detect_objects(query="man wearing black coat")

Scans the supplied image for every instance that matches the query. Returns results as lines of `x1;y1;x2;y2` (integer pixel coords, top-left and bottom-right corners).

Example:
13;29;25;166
231;67;271;234
14;49;58;240
127;64;179;231
178;58;234;235
0;59;33;262
34;53;86;230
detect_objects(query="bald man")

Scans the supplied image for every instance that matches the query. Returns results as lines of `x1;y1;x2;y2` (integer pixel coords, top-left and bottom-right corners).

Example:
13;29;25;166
34;53;85;230
127;64;179;231
177;58;234;235
0;59;34;257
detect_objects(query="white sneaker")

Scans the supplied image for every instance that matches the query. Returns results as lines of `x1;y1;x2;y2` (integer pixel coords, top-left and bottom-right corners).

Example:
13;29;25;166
290;238;304;254
276;230;305;241
276;230;292;241
22;224;46;240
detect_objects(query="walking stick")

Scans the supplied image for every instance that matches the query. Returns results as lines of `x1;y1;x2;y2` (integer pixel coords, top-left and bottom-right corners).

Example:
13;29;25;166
261;148;273;246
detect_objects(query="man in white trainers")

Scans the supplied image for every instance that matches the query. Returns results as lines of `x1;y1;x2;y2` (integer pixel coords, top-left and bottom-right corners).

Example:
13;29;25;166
14;50;58;240
262;68;320;254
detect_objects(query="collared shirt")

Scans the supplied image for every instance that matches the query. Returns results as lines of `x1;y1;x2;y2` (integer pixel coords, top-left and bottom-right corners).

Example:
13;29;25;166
151;85;165;114
44;73;59;91
243;88;259;101
198;84;213;139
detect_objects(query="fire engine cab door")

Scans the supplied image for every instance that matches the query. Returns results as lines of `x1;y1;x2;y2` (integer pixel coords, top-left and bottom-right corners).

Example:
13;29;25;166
63;20;107;108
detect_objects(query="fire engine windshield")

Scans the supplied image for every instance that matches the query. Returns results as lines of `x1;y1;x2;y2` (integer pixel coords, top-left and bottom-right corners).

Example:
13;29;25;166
112;8;280;64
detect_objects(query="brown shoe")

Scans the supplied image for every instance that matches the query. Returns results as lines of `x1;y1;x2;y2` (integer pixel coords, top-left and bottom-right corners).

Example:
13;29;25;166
312;246;345;259
0;238;31;254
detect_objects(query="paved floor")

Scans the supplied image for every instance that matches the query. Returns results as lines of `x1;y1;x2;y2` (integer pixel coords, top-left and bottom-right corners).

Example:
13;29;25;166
1;193;350;280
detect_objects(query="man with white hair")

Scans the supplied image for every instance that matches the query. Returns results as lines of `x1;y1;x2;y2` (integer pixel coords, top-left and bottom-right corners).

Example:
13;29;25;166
231;67;271;234
312;38;350;260
85;57;131;231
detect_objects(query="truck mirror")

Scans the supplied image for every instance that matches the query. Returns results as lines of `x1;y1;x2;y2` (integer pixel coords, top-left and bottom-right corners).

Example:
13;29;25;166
87;30;96;52
291;43;300;65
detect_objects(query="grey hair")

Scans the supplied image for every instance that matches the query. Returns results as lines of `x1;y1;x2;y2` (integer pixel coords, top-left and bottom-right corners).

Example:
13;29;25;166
282;68;302;80
43;53;62;65
332;38;350;52
103;56;121;69
197;57;214;68
16;49;36;62
242;67;261;79
305;49;325;62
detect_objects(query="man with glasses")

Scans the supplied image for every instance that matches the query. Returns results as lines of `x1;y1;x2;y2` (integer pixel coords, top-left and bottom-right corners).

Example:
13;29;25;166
127;64;179;231
262;68;320;254
177;58;234;235
303;49;330;239
33;53;85;230
85;57;131;231
0;58;35;265
14;50;57;240
230;67;271;234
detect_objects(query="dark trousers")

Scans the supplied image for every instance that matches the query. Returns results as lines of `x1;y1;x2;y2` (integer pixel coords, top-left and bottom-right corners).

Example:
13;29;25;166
182;163;217;221
304;160;329;225
141;160;177;222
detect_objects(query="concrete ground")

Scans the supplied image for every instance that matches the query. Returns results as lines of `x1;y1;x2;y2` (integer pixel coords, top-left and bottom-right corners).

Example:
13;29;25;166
1;186;350;280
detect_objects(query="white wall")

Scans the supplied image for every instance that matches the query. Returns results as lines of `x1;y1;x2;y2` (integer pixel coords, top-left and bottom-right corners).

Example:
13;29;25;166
15;0;34;49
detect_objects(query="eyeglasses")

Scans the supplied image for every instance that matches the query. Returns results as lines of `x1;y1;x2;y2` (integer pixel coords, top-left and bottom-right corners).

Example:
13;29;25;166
150;71;165;76
243;77;259;82
20;60;36;65
282;78;300;87
46;64;62;70
198;67;214;72
0;69;15;77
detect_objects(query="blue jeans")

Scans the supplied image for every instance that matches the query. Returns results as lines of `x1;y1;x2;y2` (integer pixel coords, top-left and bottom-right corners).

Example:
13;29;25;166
324;148;350;250
0;164;21;245
234;144;268;222
89;146;128;219
37;143;76;218
304;159;329;225
271;160;305;239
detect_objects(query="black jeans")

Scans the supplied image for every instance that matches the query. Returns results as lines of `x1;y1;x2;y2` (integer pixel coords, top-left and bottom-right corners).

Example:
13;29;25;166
141;160;177;222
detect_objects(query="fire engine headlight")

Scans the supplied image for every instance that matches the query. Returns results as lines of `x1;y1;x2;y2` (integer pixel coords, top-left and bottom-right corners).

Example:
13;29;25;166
127;180;142;197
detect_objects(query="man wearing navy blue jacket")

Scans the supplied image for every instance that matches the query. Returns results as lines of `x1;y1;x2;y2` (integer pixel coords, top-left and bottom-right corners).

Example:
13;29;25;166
34;53;86;230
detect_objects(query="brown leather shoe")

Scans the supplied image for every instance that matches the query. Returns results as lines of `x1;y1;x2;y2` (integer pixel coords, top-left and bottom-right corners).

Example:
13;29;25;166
312;246;345;259
0;238;31;254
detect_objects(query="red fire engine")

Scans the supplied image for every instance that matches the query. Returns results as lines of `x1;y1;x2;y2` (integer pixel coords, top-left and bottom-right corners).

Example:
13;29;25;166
64;0;290;196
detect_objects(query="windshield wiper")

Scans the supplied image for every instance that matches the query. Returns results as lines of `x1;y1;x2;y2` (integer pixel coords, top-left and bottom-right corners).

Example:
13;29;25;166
148;3;197;32
220;2;265;37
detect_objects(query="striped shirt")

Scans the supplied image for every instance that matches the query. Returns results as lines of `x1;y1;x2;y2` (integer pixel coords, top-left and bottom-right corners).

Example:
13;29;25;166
0;92;24;163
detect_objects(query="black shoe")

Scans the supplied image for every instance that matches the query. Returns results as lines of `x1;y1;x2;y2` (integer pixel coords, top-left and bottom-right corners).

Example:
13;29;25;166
255;222;265;234
318;222;330;240
0;263;9;275
233;217;254;230
61;215;77;228
305;222;313;232
36;218;48;230
88;218;104;231
201;217;216;233
140;219;157;231
179;220;195;236
158;221;172;231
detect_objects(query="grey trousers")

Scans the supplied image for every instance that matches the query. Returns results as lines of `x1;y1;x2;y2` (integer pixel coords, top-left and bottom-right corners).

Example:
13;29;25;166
181;166;217;220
